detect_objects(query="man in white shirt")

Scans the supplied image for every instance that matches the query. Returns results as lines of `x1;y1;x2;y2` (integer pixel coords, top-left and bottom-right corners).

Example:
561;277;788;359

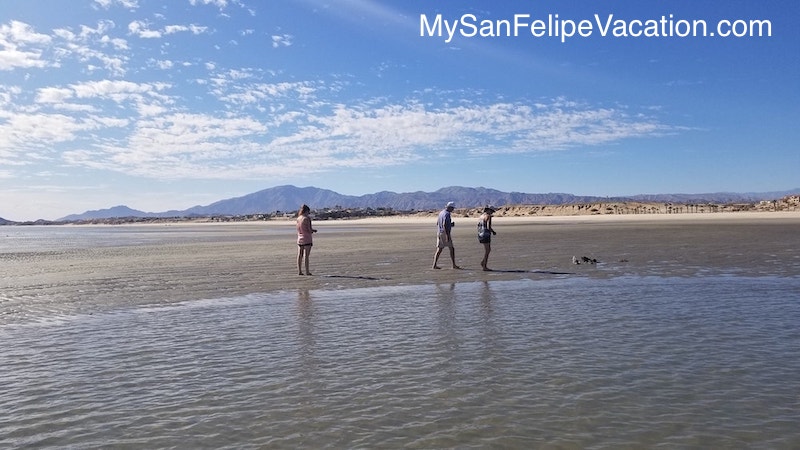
432;201;461;269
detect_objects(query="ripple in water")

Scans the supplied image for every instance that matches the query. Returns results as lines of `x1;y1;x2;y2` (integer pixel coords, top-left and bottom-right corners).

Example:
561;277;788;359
1;276;799;448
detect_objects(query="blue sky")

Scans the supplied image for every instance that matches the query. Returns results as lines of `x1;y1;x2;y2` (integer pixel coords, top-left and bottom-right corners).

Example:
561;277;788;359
1;0;797;220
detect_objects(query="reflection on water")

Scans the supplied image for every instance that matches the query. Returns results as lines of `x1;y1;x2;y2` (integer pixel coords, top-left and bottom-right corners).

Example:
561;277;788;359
295;289;315;357
1;276;800;448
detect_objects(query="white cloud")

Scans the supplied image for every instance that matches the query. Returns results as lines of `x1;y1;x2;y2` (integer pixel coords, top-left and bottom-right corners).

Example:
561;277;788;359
69;79;170;100
1;79;175;163
130;21;209;39
62;79;172;117
164;24;209;35
45;96;667;182
93;0;139;10
3;28;670;186
79;20;115;39
272;34;293;48
214;80;318;106
0;46;47;70
189;0;235;9
0;20;51;45
0;85;22;109
61;112;269;178
35;87;74;103
99;34;129;50
51;21;131;76
0;20;52;70
128;20;161;39
0;113;96;153
54;103;99;113
154;59;174;69
0;11;671;193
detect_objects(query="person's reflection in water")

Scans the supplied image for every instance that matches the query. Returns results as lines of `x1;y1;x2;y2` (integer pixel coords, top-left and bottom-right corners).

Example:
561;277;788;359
296;289;317;366
479;281;496;323
434;283;459;357
478;281;502;366
293;289;324;413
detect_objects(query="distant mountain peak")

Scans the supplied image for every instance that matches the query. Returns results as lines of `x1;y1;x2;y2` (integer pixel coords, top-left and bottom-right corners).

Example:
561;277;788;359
59;205;152;222
54;185;800;221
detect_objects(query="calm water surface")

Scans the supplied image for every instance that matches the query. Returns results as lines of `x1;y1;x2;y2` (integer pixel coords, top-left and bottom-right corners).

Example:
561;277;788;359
1;224;283;252
2;276;799;449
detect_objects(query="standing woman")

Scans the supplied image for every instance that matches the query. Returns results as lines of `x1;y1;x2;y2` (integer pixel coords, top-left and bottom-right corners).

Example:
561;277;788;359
296;204;317;275
478;206;497;271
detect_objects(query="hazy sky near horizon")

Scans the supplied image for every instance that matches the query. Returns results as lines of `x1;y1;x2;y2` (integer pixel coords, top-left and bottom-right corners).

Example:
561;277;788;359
1;0;797;220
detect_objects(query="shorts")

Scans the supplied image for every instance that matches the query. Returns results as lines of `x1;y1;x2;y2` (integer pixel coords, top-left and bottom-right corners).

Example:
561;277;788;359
436;232;453;249
298;243;313;248
478;234;491;244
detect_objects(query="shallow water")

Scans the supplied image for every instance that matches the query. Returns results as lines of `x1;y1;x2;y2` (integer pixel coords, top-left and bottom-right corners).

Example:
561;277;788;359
0;224;279;252
2;276;799;448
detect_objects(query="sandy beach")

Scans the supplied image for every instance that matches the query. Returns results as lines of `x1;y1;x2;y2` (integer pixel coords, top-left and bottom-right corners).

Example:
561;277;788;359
2;212;799;324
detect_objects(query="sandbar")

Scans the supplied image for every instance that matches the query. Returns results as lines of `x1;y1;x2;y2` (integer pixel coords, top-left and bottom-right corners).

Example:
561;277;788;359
2;212;799;324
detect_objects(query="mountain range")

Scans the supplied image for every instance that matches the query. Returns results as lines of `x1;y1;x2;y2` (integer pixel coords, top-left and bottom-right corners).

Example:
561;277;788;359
51;185;800;222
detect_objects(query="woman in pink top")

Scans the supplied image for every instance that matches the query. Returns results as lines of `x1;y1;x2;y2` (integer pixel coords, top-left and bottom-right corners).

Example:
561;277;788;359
296;204;317;275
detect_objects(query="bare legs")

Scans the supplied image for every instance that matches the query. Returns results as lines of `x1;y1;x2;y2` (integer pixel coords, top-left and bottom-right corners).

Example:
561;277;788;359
480;242;491;271
297;245;312;275
432;247;443;269
432;246;459;269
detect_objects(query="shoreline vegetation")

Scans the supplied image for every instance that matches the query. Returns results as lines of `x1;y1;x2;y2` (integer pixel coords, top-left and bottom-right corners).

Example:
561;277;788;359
3;195;798;226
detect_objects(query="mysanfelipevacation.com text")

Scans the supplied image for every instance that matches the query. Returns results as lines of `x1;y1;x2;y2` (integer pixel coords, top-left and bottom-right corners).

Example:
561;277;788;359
421;13;773;43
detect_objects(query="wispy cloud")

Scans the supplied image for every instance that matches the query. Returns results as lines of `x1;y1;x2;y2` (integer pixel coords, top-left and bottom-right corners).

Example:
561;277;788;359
189;0;230;8
0;21;52;70
271;34;293;48
164;24;209;35
0;3;679;222
129;21;208;39
50;21;129;75
188;0;246;12
0;9;673;186
93;0;139;10
4;74;671;181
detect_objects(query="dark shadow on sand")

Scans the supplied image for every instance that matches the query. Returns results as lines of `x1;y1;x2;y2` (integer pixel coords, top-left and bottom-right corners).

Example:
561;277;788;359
488;269;575;275
320;274;390;281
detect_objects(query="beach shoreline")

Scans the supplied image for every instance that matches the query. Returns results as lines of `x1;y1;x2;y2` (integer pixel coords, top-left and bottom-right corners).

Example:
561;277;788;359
2;211;799;324
330;210;800;225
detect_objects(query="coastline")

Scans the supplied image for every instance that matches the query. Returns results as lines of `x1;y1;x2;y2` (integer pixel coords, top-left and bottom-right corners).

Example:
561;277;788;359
2;211;799;325
4;195;797;226
336;210;800;225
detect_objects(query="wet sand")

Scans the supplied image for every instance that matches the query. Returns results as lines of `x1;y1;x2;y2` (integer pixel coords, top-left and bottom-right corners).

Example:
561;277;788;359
2;212;799;324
